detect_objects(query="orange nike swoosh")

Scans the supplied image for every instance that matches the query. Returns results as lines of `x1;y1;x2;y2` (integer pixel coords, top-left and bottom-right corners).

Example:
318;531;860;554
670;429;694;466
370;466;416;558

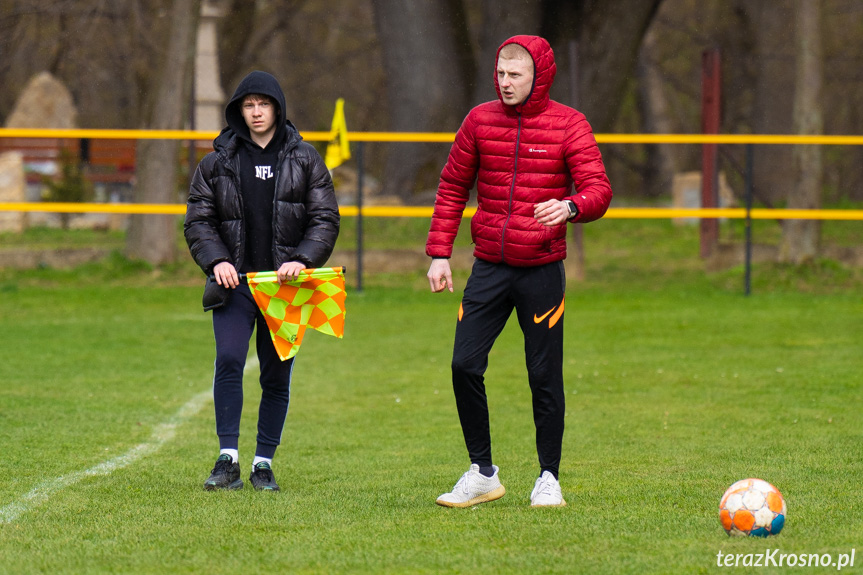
534;307;556;323
548;299;565;328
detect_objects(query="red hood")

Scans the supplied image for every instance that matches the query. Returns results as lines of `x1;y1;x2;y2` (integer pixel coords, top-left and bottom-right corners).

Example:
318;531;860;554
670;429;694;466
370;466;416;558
494;35;557;116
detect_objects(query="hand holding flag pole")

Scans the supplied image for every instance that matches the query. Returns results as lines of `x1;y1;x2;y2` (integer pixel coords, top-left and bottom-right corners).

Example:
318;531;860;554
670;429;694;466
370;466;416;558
207;267;347;361
207;267;347;281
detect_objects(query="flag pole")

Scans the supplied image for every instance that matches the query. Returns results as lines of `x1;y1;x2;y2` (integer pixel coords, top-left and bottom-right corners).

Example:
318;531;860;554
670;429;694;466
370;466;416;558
207;267;346;282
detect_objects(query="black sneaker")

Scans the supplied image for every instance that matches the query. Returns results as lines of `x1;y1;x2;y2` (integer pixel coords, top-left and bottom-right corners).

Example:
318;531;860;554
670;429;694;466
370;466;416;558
203;454;243;490
249;462;280;491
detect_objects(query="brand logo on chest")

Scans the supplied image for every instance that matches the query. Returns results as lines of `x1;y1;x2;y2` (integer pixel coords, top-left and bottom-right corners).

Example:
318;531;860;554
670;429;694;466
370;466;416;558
255;166;274;180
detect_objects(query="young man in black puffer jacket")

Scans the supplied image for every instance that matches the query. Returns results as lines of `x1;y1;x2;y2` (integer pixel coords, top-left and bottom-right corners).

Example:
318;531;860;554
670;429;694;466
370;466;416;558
185;70;339;492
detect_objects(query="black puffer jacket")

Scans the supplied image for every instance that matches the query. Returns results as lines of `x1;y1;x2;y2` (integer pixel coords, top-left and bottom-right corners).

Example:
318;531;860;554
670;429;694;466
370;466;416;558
184;72;339;274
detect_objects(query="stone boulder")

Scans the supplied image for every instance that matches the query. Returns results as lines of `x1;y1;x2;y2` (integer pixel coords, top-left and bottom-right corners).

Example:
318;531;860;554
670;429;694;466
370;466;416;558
5;71;78;128
0;152;27;233
4;72;79;229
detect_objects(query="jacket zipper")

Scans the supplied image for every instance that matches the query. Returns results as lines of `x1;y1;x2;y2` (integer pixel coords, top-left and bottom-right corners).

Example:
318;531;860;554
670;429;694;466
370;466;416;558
500;113;521;262
271;147;286;267
226;152;245;271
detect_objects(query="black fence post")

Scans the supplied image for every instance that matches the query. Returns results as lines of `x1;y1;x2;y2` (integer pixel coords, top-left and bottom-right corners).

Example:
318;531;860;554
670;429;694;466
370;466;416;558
79;138;91;165
356;141;364;293
744;143;754;296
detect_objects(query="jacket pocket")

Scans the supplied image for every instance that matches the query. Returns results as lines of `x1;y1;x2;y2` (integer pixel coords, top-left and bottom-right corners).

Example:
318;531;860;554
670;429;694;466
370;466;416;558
202;276;231;311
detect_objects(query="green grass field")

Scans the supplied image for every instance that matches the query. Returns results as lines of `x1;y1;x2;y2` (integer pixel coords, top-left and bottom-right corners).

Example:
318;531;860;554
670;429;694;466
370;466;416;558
0;218;861;574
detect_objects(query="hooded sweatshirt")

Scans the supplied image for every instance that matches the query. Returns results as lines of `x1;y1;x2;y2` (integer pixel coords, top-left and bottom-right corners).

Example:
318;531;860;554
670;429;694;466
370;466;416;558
426;35;612;267
185;69;339;278
225;71;288;273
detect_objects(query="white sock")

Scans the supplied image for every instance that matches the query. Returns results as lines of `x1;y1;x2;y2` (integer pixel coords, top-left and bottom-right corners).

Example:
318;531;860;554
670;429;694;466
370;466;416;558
220;449;239;464
252;456;272;468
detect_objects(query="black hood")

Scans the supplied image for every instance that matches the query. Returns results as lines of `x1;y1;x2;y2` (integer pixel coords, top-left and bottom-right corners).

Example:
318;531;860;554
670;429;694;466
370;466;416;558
224;70;289;147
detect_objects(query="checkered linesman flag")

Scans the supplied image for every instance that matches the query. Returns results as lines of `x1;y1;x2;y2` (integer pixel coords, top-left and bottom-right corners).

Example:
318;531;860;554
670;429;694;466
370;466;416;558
245;267;346;361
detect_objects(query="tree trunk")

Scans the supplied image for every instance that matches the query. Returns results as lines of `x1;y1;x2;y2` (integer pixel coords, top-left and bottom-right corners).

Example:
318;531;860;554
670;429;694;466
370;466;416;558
126;0;200;265
472;0;543;106
217;0;302;100
779;0;822;264
752;0;795;208
636;24;678;198
556;0;664;133
371;0;475;202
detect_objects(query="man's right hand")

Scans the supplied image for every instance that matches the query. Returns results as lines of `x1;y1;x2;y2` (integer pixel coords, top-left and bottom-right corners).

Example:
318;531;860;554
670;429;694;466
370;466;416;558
212;261;240;289
427;258;454;293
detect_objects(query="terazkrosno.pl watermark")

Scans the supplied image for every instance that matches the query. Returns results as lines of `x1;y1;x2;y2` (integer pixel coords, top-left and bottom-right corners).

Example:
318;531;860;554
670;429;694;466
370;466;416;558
716;549;856;570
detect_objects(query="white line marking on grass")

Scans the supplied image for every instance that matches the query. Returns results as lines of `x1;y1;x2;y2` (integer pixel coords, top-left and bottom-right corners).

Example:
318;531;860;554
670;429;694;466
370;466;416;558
0;390;211;525
0;357;260;524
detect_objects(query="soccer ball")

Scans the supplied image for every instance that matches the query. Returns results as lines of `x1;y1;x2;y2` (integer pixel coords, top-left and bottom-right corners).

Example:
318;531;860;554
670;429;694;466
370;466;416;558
719;478;786;537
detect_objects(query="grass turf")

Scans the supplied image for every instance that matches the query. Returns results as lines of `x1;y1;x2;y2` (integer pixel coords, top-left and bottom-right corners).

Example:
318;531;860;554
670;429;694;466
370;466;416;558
0;219;861;573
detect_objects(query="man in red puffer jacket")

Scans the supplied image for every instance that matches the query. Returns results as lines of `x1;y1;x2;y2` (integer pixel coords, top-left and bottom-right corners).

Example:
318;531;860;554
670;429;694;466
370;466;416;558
427;35;612;509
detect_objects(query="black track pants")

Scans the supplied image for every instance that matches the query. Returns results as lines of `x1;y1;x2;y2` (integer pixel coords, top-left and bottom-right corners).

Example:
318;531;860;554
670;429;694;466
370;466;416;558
451;259;566;477
212;284;294;459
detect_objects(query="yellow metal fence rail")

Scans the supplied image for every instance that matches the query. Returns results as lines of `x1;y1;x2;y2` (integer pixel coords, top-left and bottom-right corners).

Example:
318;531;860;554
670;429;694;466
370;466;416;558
1;129;862;220
3;128;863;145
1;202;862;221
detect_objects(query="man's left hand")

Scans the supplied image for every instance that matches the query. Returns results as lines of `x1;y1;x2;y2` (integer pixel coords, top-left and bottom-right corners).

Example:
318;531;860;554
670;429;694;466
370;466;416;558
277;261;306;283
534;199;570;227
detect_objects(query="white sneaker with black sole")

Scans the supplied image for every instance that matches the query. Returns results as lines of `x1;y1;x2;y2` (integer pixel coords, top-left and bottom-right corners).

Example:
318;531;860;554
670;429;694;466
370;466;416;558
436;464;506;508
530;471;566;507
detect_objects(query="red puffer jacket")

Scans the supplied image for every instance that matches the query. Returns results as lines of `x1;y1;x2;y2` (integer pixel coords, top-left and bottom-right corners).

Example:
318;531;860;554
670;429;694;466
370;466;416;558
426;35;612;267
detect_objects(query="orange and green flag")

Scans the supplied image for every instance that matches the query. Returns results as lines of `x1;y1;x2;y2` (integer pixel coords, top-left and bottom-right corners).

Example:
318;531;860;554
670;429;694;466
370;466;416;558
245;267;346;361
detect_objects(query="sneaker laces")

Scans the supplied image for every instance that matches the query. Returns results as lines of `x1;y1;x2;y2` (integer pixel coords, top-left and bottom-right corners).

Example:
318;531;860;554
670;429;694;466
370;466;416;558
452;471;474;495
212;454;233;474
254;463;274;482
534;475;557;498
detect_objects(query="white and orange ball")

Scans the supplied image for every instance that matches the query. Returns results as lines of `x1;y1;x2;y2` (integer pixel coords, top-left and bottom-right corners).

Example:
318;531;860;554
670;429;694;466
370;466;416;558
719;478;786;537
